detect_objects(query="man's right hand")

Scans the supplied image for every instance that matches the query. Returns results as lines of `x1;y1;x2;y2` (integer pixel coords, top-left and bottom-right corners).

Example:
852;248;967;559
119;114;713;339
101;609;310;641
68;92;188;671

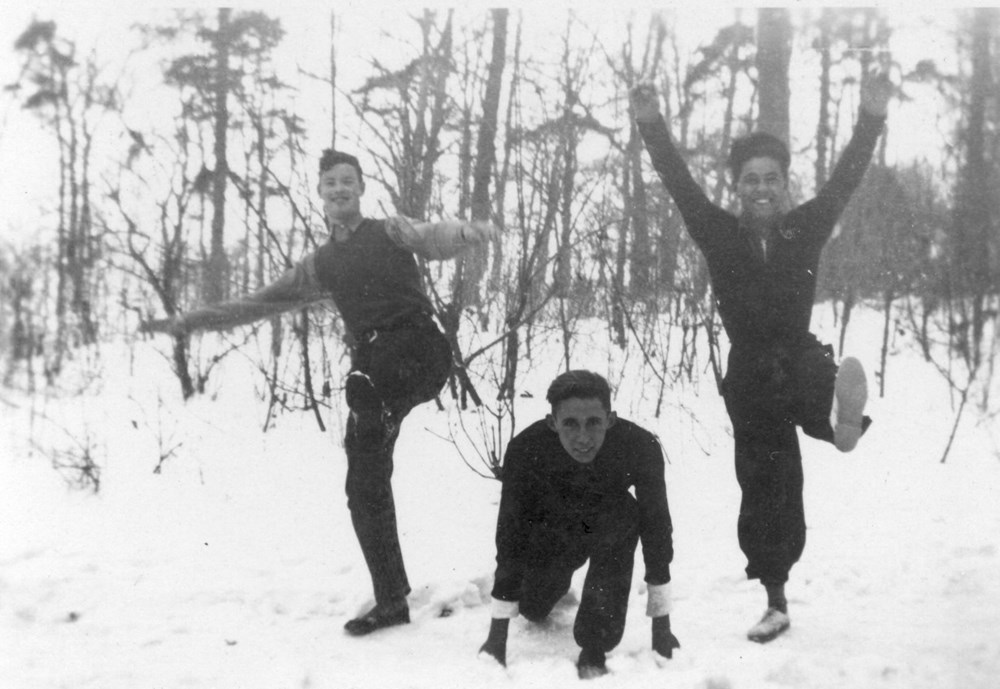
860;71;892;118
629;83;661;123
478;636;507;667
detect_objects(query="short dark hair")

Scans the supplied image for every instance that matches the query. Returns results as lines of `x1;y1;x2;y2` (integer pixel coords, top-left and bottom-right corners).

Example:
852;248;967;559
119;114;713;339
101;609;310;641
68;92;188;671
727;132;790;183
546;370;612;411
319;149;364;182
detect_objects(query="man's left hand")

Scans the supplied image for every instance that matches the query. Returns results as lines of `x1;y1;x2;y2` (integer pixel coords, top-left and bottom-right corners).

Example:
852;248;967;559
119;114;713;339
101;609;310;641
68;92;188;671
652;615;681;659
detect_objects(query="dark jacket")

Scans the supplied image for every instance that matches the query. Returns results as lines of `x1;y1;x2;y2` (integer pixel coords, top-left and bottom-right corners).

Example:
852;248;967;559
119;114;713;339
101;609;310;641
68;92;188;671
636;111;885;349
491;418;673;602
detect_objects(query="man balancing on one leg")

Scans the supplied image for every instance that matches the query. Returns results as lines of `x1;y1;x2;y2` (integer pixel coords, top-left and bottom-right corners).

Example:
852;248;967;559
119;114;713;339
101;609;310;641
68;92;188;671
478;371;680;679
630;72;891;643
143;150;496;636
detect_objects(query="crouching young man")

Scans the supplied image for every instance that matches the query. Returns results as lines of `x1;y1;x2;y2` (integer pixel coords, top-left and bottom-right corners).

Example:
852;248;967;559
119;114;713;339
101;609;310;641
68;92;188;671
478;370;680;679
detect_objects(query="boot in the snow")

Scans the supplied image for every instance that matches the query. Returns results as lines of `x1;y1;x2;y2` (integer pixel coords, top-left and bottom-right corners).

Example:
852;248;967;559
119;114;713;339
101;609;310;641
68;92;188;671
747;607;790;643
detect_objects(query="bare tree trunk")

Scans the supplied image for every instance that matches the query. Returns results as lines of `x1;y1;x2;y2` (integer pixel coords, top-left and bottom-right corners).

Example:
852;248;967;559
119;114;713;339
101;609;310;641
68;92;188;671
710;36;743;203
879;290;893;397
490;14;521;293
627;126;651;297
471;9;507;224
330;11;337;147
460;8;507;307
756;8;791;144
953;8;996;369
78;88;97;345
814;9;834;190
172;337;196;399
611;159;629;348
206;7;232;304
553;21;579;298
52;78;70;379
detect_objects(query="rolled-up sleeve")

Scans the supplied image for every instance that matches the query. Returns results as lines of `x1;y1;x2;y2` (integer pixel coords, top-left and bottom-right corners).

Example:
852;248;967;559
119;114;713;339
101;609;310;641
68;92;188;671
385;215;482;260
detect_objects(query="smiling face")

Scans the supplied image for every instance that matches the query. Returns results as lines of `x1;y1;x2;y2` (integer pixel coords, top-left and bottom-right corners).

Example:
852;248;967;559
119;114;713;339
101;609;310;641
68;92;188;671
736;156;788;226
546;397;616;465
317;162;364;226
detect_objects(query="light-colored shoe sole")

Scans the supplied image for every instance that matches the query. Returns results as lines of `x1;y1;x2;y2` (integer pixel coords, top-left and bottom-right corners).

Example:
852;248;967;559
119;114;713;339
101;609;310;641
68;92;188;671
833;356;867;453
747;608;790;643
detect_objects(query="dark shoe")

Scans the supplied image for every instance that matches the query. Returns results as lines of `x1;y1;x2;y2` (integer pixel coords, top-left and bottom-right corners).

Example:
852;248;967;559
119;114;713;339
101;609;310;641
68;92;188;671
832;357;868;452
344;603;410;636
576;647;608;680
746;607;790;643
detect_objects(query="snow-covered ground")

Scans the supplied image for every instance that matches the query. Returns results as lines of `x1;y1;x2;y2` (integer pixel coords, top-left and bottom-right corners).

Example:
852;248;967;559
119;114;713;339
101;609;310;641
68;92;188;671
1;307;998;688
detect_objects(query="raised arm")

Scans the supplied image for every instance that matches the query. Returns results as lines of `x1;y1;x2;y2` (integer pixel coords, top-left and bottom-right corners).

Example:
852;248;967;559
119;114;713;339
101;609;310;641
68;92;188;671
142;255;328;336
386;216;496;260
630;84;731;246
805;73;890;232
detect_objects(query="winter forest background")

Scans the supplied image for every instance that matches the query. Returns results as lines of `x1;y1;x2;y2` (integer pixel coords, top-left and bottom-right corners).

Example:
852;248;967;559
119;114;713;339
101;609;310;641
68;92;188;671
0;6;998;688
2;6;998;444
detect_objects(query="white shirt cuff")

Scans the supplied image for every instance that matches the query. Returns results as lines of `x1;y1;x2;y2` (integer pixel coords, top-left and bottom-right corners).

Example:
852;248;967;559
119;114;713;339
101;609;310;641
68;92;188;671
646;582;673;617
491;597;520;619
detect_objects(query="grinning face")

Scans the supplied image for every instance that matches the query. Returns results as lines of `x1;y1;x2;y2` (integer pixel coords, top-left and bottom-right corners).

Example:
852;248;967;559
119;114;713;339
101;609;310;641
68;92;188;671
736;156;788;225
317;162;364;226
546;397;617;465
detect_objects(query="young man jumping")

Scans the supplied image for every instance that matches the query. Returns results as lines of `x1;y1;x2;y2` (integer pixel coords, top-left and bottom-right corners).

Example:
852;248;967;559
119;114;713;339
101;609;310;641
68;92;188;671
144;150;495;636
630;73;890;642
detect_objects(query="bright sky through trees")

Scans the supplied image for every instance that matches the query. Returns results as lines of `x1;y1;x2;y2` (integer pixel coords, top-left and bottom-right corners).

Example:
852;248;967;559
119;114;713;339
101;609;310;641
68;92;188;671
0;5;958;245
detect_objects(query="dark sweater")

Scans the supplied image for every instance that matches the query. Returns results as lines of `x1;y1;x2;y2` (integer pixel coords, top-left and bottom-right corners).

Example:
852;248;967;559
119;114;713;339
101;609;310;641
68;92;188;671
312;218;434;340
637;111;885;348
491;418;673;602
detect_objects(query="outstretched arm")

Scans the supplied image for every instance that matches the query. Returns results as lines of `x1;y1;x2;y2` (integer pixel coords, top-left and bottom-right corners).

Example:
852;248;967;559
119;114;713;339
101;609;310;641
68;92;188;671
387;216;497;260
141;255;328;336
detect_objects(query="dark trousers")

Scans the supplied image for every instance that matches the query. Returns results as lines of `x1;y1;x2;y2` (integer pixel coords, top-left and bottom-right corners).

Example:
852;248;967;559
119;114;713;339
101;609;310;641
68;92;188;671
344;319;452;605
722;335;837;584
519;496;640;653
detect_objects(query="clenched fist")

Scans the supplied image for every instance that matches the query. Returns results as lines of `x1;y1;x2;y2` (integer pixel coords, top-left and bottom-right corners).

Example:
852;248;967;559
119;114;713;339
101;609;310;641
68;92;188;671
860;72;892;118
629;83;661;123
